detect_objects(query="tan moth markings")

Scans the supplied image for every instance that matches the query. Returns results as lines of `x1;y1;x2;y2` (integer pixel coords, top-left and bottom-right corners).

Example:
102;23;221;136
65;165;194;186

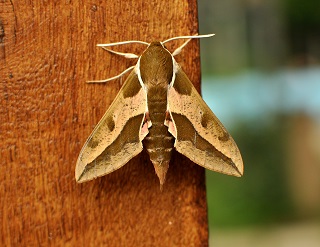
106;115;115;131
167;65;243;177
87;139;99;149
200;109;209;128
172;69;192;95
76;72;147;181
96;114;143;156
218;131;230;142
198;109;230;141
202;108;230;142
171;113;241;175
172;113;210;151
122;72;141;98
170;81;231;146
77;114;145;182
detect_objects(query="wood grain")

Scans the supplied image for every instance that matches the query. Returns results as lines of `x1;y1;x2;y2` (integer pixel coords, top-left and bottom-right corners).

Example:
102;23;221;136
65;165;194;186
0;1;208;246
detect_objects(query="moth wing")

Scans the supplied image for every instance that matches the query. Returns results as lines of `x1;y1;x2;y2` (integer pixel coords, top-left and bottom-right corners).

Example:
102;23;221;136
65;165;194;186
167;67;243;176
76;69;149;183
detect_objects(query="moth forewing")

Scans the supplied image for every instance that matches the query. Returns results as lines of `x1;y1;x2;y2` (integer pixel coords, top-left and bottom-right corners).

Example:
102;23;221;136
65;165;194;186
167;67;243;177
75;68;148;183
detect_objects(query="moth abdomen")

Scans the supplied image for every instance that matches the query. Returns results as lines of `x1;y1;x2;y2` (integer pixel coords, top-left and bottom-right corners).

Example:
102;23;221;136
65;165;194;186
143;128;174;186
143;98;175;185
143;129;174;160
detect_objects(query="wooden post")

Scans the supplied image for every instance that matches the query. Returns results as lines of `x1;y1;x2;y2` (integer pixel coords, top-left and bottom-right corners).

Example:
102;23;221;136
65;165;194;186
0;1;208;246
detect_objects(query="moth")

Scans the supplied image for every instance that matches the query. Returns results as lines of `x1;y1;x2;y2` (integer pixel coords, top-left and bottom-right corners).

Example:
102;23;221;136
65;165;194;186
76;34;243;186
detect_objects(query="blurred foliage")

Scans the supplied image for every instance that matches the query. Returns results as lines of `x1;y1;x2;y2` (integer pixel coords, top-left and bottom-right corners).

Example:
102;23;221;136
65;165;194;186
284;0;320;62
206;116;295;228
199;0;320;74
198;0;320;232
284;0;320;29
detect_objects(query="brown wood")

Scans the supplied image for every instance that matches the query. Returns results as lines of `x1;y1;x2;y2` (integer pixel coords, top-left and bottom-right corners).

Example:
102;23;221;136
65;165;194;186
0;1;208;246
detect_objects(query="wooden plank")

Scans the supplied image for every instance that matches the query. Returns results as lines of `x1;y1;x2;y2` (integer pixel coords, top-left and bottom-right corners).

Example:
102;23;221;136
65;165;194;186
0;0;208;246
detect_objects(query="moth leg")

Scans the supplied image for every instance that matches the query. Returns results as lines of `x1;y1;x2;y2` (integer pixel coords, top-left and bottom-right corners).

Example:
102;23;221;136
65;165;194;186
164;111;170;127
140;112;151;140
87;65;135;84
101;47;139;59
164;111;177;138
143;112;152;128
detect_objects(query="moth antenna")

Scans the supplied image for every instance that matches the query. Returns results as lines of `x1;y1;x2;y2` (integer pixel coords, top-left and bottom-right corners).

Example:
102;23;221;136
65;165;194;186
97;40;149;47
101;47;139;59
162;33;215;44
87;65;135;84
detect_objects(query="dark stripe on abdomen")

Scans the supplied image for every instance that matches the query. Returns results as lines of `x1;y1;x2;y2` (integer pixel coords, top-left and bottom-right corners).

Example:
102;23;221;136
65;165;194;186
143;100;174;164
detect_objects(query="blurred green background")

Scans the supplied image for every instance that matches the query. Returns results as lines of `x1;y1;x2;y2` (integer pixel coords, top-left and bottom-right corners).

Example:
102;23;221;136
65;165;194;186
198;0;320;246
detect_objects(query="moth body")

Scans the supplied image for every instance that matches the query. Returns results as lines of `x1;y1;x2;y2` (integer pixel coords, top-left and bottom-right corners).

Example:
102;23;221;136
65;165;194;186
140;42;175;185
75;34;244;186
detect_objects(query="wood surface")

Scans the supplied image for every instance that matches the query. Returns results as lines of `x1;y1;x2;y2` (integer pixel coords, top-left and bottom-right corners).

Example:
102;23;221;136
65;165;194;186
0;1;208;246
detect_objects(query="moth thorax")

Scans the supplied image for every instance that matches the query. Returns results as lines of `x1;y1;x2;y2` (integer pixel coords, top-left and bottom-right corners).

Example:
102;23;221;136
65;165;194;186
139;42;173;85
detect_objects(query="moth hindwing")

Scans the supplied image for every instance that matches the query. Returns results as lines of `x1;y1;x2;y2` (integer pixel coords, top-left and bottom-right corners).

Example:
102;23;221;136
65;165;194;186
76;34;243;186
